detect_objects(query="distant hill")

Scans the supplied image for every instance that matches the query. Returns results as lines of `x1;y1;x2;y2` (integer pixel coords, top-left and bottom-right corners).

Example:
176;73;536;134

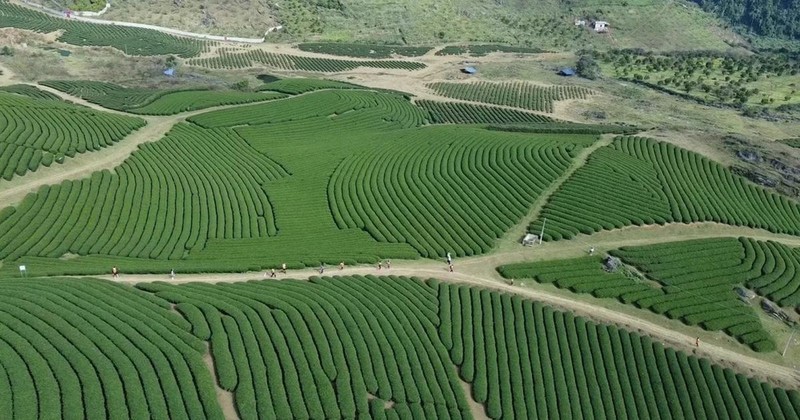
693;0;800;40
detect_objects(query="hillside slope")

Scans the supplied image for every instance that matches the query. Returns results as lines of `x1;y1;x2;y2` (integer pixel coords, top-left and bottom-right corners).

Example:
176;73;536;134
26;0;738;50
693;0;800;40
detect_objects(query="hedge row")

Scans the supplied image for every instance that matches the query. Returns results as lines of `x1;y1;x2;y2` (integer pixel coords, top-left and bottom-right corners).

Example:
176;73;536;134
438;281;800;418
532;136;800;241
0;91;145;180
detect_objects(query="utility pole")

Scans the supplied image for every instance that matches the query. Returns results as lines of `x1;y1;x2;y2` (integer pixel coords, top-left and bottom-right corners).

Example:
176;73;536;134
783;326;797;357
539;217;547;245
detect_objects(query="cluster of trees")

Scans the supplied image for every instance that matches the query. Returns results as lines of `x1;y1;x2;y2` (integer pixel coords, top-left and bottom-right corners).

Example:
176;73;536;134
692;0;800;40
66;0;106;12
597;49;799;106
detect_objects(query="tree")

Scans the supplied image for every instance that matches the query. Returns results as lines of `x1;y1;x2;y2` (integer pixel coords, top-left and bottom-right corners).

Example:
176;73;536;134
576;54;601;80
0;46;12;56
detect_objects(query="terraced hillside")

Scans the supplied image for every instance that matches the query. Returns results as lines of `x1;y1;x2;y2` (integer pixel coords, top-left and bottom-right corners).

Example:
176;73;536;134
40;81;286;115
3;276;793;419
188;48;426;72
0;91;145;180
531;136;800;241
498;237;800;352
0;87;597;276
0;0;207;57
428;82;592;113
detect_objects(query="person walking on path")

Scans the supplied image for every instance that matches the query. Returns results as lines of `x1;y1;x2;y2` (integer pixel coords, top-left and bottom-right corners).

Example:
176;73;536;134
449;263;454;273
386;260;391;269
111;266;119;279
589;247;595;255
695;337;700;347
170;269;175;280
270;268;277;278
339;262;345;270
377;261;382;270
281;263;287;274
319;263;325;274
446;252;452;265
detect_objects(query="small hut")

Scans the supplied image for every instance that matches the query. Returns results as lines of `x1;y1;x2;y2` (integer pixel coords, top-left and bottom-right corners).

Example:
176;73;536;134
559;67;576;77
522;233;539;246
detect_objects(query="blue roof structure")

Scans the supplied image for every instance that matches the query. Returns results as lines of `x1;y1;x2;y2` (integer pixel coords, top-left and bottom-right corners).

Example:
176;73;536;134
559;67;576;76
163;68;175;76
462;66;477;74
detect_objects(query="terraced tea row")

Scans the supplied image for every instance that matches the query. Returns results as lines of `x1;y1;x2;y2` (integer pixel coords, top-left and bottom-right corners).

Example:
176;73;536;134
257;78;361;94
435;45;547;56
416;100;554;125
0;84;60;101
187;48;426;72
140;276;471;419
41;81;286;115
437;281;798;419
614;237;800;309
0;278;222;420
135;276;800;419
532;136;800;241
328;128;592;257
428;81;592;113
499;237;786;352
0;0;206;57
0;91;145;180
0;123;287;261
297;43;432;58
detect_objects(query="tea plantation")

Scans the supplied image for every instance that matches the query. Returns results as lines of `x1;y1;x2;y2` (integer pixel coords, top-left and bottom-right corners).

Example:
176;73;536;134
187;48;426;72
0;88;598;276
0;0;206;57
427;81;592;113
498;236;800;352
1;276;797;418
40;81;287;115
0;91;145;180
531;136;800;241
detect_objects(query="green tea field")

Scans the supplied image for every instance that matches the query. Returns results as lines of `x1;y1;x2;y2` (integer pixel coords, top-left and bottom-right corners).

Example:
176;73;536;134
1;1;800;417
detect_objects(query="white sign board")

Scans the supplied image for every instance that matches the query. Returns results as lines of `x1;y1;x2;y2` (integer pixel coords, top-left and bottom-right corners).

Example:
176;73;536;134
19;265;26;271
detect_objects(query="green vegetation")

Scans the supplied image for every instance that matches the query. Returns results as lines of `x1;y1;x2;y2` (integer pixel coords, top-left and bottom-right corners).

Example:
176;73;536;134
0;91;145;180
40;80;286;115
0;88;596;275
428;81;592;113
779;138;800;148
136;276;800;418
187;48;425;71
0;122;288;261
499;237;787;352
692;0;800;40
616;237;800;308
67;0;105;12
598;50;800;107
531;136;800;241
297;43;432;58
0;84;61;100
434;44;546;56
257;77;361;94
0;277;223;419
416;100;554;125
0;0;206;57
327;128;591;257
438;280;797;418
